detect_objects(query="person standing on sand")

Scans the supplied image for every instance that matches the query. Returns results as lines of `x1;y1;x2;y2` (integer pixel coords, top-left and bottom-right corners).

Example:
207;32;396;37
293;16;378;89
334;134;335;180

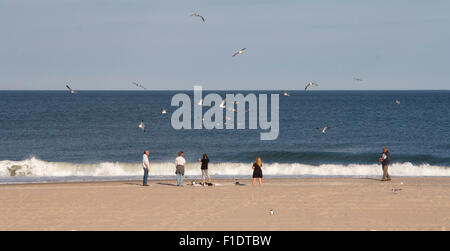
379;147;391;181
142;149;150;186
175;152;186;186
199;153;211;185
252;157;263;186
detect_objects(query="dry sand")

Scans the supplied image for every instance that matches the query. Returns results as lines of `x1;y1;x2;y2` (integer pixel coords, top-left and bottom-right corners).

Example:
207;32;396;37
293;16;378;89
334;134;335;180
1;177;449;230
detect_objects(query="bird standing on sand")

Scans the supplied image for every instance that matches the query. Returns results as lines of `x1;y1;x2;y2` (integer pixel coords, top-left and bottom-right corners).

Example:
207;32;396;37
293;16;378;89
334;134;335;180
232;48;246;57
305;82;318;91
66;85;77;94
191;13;205;22
269;209;274;215
139;120;146;132
132;82;147;90
316;126;331;134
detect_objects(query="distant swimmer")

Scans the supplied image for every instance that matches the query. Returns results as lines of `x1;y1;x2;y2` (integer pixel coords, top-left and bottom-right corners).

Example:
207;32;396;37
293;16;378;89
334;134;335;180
132;82;147;90
139;120;146;132
394;100;401;105
304;82;318;91
66;84;77;94
191;13;205;22
232;48;246;57
316;126;331;134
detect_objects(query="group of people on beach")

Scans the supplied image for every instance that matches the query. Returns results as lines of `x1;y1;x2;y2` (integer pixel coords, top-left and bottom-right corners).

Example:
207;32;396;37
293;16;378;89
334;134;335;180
141;147;391;186
141;150;264;187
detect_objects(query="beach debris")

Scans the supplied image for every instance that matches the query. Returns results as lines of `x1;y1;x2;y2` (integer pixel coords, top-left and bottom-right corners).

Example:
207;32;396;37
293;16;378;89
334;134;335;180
316;126;331;134
400;182;404;185
66;84;77;94
232;48;246;57
269;209;274;215
191;13;205;22
304;81;318;91
138;120;146;132
234;179;245;186
132;82;147;90
391;188;402;193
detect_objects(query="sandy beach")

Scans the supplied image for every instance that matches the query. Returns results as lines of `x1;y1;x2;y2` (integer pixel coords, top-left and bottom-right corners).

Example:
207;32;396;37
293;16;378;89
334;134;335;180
1;177;449;231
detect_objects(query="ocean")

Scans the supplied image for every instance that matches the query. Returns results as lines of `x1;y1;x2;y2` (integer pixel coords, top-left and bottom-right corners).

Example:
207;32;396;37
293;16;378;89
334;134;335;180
1;90;449;183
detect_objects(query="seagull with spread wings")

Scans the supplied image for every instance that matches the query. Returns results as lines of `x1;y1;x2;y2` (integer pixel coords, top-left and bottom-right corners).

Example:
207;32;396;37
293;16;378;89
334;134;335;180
191;13;205;22
232;48;246;57
132;82;147;90
66;84;77;94
305;82;318;91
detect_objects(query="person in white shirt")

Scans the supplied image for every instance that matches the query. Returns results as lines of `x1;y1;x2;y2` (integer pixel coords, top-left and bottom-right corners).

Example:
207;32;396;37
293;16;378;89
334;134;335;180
175;151;186;186
142;149;150;186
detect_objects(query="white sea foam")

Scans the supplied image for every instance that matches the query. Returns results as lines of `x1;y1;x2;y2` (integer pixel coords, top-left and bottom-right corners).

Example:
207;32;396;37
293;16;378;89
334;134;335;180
1;157;450;178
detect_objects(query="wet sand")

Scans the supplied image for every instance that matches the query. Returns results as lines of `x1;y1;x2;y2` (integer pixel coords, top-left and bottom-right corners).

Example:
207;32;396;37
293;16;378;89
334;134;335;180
1;177;449;230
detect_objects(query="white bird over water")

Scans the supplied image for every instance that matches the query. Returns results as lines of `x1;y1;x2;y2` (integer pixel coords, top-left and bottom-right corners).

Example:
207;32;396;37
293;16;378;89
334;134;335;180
232;48;246;57
219;98;226;108
316;126;331;134
305;82;318;91
138;120;146;132
283;92;290;96
191;13;205;22
353;77;363;83
66;85;77;94
161;108;168;114
197;99;203;106
394;100;401;105
132;82;147;90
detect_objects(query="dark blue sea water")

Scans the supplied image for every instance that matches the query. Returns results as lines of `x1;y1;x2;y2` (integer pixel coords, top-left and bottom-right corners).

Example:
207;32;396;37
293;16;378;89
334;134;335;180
1;90;450;182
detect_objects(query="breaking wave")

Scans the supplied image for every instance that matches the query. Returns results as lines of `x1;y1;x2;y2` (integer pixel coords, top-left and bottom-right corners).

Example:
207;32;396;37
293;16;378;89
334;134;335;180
1;157;450;180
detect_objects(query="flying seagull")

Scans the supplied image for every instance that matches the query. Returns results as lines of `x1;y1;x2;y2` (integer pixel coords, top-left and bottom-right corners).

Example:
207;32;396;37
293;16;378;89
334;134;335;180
394;100;401;105
219;98;226;108
138;120;146;132
232;48;246;57
283;92;290;96
305;82;318;91
197;99;203;106
316;126;331;134
191;13;205;22
353;77;363;82
66;85;77;94
132;82;147;90
161;108;168;114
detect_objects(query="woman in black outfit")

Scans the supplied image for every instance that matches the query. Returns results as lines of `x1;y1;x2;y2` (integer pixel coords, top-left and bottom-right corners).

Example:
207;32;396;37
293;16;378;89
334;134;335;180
252;156;263;186
199;153;211;185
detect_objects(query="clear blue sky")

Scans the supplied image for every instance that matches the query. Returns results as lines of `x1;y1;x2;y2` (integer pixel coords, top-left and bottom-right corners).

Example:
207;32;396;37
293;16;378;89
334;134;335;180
0;0;449;90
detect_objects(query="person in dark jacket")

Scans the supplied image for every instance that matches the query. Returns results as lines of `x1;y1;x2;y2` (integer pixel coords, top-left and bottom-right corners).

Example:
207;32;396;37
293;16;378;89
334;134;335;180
379;147;391;181
199;153;211;185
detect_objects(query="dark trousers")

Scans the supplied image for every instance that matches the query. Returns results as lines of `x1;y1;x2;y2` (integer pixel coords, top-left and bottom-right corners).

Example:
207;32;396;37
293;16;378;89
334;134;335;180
143;168;149;185
382;164;390;180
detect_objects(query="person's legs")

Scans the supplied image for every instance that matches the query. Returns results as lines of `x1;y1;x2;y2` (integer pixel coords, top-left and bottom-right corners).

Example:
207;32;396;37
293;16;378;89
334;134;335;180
180;174;184;186
176;173;181;186
201;169;206;184
258;178;262;185
206;169;211;183
384;165;391;180
382;164;389;181
252;178;256;185
143;168;148;186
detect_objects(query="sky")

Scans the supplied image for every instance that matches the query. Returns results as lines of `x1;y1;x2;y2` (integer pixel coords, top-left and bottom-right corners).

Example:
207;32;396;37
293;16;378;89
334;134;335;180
0;0;449;90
